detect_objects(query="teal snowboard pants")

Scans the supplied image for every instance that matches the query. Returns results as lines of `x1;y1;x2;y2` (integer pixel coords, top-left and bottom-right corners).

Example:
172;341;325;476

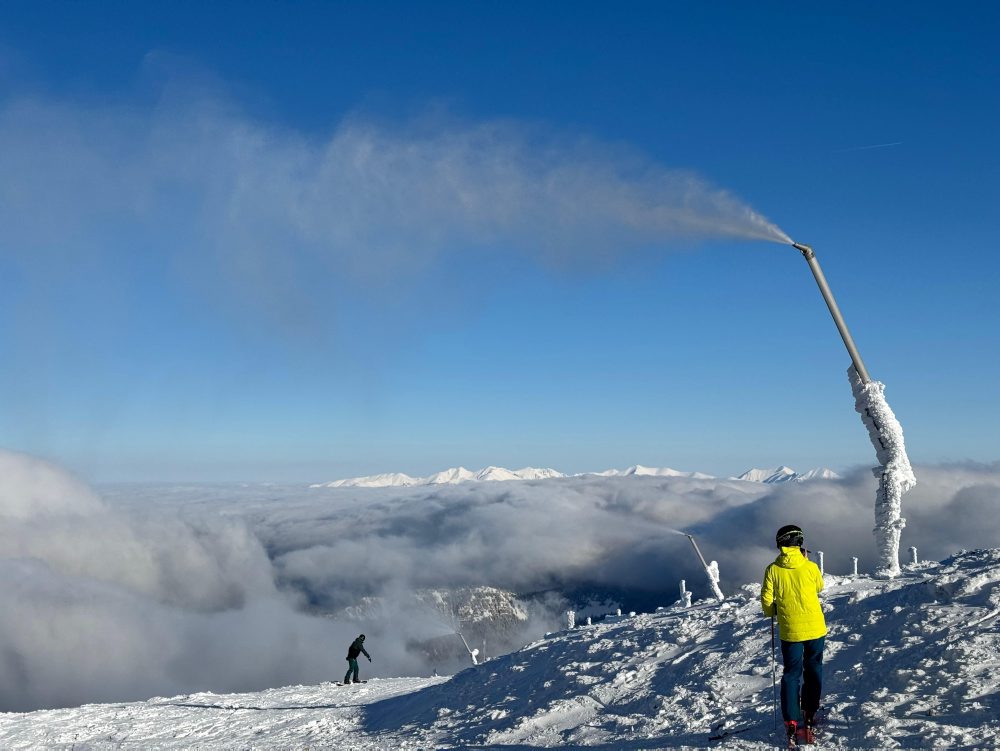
344;658;360;683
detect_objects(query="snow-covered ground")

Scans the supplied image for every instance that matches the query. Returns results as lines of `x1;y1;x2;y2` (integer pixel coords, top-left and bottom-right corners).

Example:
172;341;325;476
5;548;998;749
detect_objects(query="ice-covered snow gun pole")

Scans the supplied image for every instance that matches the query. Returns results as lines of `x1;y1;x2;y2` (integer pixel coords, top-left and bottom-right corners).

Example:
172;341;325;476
456;631;479;666
792;242;916;578
684;534;725;601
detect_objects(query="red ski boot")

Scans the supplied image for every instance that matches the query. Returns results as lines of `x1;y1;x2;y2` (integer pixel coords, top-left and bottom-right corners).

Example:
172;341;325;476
796;721;815;745
785;720;798;748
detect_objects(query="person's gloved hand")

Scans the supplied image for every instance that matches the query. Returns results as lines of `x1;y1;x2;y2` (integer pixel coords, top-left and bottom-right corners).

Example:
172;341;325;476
367;656;372;662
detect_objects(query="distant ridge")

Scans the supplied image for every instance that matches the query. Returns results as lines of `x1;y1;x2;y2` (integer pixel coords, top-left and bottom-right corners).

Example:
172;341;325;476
310;466;567;489
589;464;715;480
733;466;840;484
311;463;837;489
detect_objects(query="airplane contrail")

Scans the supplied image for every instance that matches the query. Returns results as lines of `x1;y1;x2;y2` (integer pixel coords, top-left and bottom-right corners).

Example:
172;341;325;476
834;141;904;153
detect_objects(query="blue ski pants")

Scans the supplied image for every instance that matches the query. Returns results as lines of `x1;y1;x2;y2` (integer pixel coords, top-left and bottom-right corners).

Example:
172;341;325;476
780;636;824;723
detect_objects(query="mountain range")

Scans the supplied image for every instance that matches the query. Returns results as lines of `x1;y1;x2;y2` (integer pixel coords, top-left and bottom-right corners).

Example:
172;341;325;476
733;465;840;483
311;464;838;488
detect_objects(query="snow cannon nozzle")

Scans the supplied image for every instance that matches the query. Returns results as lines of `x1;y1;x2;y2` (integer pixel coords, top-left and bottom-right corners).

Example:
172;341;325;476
792;241;814;258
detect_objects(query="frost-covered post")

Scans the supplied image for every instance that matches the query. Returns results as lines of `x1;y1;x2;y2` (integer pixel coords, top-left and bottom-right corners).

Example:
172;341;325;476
616;608;622;617
705;561;725;601
909;546;918;565
678;579;692;608
457;632;479;666
685;534;725;601
566;610;575;630
852;557;859;576
817;551;825;575
586;616;592;626
850;366;917;578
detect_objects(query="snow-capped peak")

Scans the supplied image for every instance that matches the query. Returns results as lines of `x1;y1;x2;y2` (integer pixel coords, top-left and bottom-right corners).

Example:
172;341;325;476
795;467;840;481
319;472;421;489
425;467;477;485
311;466;567;489
734;466;839;483
474;466;522;482
588;465;715;480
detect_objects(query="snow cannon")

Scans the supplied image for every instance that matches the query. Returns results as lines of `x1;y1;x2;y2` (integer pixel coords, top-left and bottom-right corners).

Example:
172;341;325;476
792;242;870;383
791;240;916;578
456;631;479;666
684;534;725;602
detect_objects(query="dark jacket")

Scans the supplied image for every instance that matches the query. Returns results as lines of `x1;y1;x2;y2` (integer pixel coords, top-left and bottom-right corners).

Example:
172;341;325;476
347;637;370;660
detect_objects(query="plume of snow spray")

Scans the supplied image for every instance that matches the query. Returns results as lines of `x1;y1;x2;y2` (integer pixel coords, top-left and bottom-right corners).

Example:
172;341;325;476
0;92;794;310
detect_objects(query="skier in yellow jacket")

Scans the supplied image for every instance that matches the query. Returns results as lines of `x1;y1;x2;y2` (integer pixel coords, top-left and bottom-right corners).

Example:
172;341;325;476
761;524;826;746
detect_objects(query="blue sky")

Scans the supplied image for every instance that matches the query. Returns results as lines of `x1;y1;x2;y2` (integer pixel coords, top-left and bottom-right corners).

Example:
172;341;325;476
1;1;997;482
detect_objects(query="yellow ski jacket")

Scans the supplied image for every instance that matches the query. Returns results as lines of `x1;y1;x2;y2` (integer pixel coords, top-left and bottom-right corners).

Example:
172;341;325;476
760;546;827;642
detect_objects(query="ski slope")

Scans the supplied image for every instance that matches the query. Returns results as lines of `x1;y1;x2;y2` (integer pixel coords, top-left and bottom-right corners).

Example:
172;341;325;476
3;548;999;748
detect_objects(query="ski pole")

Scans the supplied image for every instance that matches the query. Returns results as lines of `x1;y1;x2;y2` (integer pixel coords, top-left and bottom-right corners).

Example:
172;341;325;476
770;615;778;735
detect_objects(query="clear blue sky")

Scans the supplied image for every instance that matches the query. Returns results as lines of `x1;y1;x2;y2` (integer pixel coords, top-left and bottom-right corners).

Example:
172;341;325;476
1;1;997;482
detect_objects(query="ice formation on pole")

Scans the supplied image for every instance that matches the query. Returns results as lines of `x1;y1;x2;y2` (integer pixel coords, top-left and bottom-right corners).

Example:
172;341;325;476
849;365;916;578
684;534;726;602
677;579;692;609
705;561;725;602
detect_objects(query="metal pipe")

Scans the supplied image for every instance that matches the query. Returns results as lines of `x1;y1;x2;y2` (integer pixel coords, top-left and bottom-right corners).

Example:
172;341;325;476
685;534;709;570
792;242;872;384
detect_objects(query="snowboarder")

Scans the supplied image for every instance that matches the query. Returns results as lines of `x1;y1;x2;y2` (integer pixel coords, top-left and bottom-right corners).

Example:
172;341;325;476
344;634;371;684
760;525;826;746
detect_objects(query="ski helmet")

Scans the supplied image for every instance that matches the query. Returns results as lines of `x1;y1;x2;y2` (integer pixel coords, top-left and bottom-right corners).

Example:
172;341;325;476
775;525;804;548
359;634;365;640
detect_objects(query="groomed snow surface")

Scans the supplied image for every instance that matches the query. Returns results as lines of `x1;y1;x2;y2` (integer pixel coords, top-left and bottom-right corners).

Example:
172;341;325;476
4;549;999;749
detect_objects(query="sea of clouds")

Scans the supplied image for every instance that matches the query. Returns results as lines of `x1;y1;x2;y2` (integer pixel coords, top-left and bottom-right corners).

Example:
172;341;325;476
3;447;998;712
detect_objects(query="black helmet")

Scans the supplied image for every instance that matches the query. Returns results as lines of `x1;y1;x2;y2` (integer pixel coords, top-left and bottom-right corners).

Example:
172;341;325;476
775;525;804;548
359;634;365;640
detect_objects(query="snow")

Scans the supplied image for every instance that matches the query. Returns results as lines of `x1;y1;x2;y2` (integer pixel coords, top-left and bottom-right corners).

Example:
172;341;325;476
313;463;843;489
6;548;999;748
850;366;917;577
794;467;840;481
586;465;717;479
318;471;423;488
425;466;477;484
734;466;840;483
312;465;567;488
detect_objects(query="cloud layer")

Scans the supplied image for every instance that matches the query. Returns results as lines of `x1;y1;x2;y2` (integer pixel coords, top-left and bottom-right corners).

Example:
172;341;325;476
0;449;346;711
